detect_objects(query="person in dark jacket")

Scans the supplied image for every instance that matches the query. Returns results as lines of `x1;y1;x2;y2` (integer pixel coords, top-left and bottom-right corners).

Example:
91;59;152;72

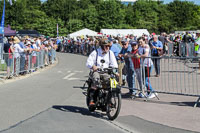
3;38;14;78
181;32;194;57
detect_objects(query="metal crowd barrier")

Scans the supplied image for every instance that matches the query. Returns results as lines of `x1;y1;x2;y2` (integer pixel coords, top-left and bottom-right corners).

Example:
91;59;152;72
167;42;195;57
167;42;174;56
134;56;200;107
0;49;56;79
64;42;196;58
63;43;98;56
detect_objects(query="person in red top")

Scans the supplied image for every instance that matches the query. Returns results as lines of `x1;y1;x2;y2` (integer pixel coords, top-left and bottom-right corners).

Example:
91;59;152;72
5;38;14;79
129;41;144;98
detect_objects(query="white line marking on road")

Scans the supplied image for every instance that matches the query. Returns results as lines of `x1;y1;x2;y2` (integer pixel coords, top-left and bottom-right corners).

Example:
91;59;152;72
63;73;80;80
63;73;75;79
68;78;80;81
74;71;83;73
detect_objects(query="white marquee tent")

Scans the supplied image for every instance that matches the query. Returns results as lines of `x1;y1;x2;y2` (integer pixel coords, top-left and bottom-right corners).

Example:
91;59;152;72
100;29;150;37
67;28;99;38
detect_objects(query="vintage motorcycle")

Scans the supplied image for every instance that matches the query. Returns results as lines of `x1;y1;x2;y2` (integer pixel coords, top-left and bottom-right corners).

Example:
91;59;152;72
84;59;121;120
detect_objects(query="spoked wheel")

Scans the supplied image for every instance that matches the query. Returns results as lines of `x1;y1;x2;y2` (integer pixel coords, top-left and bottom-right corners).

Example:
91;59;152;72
106;92;121;120
86;89;96;112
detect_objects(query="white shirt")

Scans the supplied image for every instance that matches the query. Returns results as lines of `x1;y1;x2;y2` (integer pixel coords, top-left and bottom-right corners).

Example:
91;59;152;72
138;45;153;67
14;43;24;58
32;44;38;56
86;48;118;69
193;34;196;39
36;39;41;47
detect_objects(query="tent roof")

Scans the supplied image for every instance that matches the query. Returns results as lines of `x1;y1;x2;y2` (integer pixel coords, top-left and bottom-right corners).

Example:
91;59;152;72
100;29;150;37
17;30;40;37
3;25;16;36
68;28;99;38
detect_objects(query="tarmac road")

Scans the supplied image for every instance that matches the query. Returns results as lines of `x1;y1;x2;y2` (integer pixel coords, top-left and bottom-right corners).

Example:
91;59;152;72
0;53;198;133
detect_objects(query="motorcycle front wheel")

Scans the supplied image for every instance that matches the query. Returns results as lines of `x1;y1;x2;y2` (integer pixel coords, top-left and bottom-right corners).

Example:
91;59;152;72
106;92;121;120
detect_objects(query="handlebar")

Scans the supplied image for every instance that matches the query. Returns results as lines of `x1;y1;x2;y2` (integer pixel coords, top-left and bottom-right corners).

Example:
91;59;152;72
96;67;117;75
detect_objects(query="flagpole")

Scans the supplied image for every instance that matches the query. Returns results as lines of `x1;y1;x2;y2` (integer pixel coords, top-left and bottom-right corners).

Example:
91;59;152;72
0;0;5;60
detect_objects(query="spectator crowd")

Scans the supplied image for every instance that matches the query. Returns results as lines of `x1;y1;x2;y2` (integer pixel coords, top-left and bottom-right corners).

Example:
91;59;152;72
1;30;200;98
55;30;200;98
2;36;57;79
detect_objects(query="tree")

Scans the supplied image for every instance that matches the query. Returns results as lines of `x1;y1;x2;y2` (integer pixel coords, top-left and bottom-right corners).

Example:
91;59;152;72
82;5;98;31
167;0;199;31
67;19;84;34
98;0;125;30
157;4;172;33
132;0;160;33
0;0;200;36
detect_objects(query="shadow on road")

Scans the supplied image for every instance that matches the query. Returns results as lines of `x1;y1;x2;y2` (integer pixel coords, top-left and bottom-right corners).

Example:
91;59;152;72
170;102;199;107
162;70;194;74
73;80;88;90
73;86;87;90
52;105;107;118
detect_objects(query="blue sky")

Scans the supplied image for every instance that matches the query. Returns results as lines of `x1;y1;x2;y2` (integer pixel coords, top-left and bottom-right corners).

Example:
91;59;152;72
164;0;200;4
40;0;200;5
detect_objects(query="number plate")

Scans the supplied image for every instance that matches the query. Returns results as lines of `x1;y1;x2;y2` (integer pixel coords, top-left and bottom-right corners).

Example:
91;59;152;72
110;78;118;88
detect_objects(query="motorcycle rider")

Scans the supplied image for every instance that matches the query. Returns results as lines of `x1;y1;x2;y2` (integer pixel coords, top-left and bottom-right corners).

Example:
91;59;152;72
86;38;118;107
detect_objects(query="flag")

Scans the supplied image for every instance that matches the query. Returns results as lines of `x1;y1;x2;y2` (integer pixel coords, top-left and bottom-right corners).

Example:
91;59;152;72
0;0;5;34
9;0;13;5
57;23;59;37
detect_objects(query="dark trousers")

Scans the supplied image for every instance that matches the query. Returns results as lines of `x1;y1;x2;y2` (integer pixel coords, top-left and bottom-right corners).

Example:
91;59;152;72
152;58;160;75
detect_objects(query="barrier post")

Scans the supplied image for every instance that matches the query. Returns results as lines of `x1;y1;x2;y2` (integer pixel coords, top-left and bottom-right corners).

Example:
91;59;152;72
37;52;39;69
51;49;54;64
139;59;148;100
28;55;31;73
191;42;195;57
168;43;173;56
40;50;43;67
15;57;20;76
11;53;14;77
186;43;189;57
179;42;182;56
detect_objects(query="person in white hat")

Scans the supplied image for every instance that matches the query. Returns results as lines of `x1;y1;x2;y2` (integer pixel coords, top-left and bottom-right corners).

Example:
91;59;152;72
30;39;40;70
24;41;32;71
13;36;26;75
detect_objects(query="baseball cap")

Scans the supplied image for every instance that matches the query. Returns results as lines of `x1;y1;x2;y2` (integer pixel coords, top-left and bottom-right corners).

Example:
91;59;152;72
121;39;127;45
100;38;111;46
30;39;35;43
130;41;137;46
26;41;31;45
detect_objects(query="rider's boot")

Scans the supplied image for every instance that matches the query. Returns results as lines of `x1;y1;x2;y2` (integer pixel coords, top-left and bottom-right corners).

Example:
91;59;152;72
89;89;95;107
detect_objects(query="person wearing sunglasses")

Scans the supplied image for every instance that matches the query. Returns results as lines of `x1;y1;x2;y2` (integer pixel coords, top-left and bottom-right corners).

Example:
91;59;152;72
118;39;136;96
86;38;118;107
137;37;157;99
